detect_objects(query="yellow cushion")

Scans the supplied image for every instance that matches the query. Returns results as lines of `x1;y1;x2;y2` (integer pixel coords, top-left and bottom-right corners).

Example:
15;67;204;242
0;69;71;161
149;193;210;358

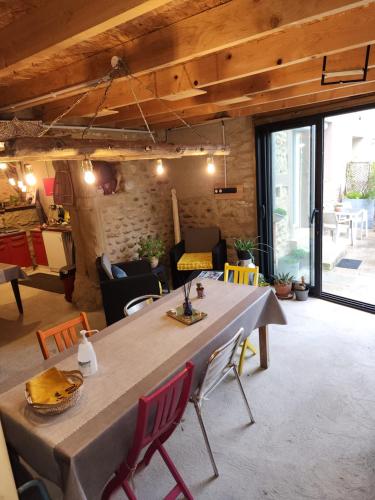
177;252;213;271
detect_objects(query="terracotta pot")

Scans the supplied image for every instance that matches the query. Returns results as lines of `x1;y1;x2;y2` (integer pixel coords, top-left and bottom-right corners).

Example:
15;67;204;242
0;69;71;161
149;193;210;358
150;256;159;269
274;282;292;297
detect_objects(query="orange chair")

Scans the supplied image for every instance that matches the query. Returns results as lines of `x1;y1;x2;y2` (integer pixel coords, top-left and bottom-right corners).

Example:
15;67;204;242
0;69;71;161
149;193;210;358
36;312;92;360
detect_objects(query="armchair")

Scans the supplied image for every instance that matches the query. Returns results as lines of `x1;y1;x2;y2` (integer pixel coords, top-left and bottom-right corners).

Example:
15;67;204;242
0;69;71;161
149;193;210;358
96;257;160;326
170;227;227;289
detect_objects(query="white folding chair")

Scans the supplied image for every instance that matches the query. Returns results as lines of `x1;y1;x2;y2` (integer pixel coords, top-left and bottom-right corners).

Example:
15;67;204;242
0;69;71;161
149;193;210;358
190;327;255;477
124;294;162;317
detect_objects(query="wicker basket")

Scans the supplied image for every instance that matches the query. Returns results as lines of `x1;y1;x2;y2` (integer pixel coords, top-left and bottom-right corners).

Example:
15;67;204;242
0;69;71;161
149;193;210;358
25;370;84;416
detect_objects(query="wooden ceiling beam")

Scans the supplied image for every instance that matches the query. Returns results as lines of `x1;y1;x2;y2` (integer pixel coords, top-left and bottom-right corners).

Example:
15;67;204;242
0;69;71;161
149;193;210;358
40;3;375;121
1;0;371;111
0;0;173;80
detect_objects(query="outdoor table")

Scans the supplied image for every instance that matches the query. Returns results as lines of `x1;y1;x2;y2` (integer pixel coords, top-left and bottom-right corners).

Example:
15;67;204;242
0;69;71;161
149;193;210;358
0;279;286;500
0;263;27;314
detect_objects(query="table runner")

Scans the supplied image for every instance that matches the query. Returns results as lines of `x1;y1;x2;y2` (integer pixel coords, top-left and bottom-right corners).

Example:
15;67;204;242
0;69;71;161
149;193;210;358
0;279;286;500
0;263;27;283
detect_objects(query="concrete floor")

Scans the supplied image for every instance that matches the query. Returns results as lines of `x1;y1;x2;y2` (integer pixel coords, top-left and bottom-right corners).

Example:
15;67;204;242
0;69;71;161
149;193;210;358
323;229;375;305
1;283;375;499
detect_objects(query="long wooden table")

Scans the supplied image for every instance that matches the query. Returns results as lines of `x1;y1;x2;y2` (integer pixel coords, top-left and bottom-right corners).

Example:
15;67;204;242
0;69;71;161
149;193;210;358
0;279;286;500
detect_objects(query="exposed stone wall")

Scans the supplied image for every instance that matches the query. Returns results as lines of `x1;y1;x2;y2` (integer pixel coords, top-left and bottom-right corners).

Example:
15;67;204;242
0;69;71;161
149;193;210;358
167;117;257;262
99;161;174;264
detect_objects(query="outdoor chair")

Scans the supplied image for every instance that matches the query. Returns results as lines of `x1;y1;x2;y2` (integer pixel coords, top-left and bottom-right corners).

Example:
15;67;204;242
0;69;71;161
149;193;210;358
124;294;162;316
323;211;351;242
190;327;255;477
224;263;259;375
102;362;194;500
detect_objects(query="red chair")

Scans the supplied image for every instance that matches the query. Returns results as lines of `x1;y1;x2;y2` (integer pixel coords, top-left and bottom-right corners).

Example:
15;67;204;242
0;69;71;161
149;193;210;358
102;362;194;500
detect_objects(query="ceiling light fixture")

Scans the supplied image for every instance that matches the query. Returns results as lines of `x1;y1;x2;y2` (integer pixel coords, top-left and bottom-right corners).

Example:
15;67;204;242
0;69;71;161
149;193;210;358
24;164;37;186
207;156;215;174
82;158;96;185
17;180;24;189
156;159;165;175
8;178;16;186
0;162;7;170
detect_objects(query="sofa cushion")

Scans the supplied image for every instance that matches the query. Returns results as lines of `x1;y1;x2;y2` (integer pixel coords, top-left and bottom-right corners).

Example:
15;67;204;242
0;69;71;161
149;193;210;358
111;265;127;279
101;253;113;279
177;252;213;271
184;227;220;253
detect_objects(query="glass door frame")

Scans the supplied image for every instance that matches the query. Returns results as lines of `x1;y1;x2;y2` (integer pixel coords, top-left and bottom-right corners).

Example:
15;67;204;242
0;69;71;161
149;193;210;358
256;105;375;314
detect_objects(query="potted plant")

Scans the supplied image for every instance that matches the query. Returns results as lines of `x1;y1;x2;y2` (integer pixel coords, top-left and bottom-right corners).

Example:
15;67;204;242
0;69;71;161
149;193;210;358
293;276;309;301
234;237;270;267
258;273;270;287
273;207;287;222
273;272;294;299
138;236;165;268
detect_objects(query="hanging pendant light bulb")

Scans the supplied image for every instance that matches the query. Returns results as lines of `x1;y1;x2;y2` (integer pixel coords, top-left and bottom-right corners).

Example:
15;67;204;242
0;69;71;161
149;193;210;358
21;185;27;193
8;178;16;186
207;156;215;174
17;180;24;189
82;158;96;185
0;162;7;170
24;164;37;186
156;159;165;175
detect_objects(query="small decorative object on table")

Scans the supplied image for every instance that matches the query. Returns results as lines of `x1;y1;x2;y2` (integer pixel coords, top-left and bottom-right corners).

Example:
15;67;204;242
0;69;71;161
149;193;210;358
196;282;205;298
25;367;83;416
293;276;309;301
167;306;207;325
183;280;193;316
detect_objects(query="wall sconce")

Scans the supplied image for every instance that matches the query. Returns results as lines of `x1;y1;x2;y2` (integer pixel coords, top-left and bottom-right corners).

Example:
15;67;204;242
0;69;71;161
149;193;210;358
24;164;37;186
0;162;7;170
82;158;96;185
207;156;215;175
156;159;165;175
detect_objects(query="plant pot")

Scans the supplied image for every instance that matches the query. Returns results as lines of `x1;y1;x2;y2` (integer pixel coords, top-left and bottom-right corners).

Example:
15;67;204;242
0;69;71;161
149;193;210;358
236;250;252;261
274;283;292;298
237;259;256;268
150;256;159;269
295;288;309;301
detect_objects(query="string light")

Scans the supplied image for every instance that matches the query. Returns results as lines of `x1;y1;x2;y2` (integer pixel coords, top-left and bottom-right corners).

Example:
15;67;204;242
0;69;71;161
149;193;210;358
0;162;7;170
8;178;16;186
24;164;37;186
207;156;215;174
156;159;165;175
82;158;96;184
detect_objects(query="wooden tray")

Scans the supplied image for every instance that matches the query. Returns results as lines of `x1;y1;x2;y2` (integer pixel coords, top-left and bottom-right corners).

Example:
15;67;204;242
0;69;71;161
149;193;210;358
167;305;207;325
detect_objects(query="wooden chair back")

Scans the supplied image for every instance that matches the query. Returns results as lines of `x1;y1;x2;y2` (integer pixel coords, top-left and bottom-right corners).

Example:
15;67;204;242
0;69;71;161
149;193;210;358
224;263;259;286
0;420;18;500
36;312;91;360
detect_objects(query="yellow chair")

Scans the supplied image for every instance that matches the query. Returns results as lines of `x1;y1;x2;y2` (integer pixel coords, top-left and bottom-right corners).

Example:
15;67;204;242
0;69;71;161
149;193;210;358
224;263;259;375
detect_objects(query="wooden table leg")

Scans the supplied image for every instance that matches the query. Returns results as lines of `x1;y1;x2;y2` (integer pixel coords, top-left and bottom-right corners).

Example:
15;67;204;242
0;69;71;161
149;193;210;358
11;279;23;314
259;325;269;369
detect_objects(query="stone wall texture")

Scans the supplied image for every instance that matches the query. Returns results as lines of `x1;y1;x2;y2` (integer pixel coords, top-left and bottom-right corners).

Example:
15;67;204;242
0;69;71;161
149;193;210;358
168;117;257;262
99;161;175;264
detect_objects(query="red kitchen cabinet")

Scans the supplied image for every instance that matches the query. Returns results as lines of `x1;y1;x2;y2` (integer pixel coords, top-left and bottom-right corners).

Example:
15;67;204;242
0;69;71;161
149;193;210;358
0;237;11;264
31;230;48;266
8;233;32;267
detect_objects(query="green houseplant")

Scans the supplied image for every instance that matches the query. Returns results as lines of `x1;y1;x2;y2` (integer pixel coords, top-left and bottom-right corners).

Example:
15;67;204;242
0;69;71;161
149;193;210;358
273;272;294;298
234;237;269;266
138;236;165;268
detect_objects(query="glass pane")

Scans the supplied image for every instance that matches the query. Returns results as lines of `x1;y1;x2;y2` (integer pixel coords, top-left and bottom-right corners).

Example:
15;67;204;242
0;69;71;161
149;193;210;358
271;126;313;283
322;109;375;305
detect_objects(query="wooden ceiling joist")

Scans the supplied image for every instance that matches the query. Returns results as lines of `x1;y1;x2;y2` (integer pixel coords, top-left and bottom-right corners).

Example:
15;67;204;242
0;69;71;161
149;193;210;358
0;137;229;162
0;0;372;113
0;0;173;80
39;3;375;122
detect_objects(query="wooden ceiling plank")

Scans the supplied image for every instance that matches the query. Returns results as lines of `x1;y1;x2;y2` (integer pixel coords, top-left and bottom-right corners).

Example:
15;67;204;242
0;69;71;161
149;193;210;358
39;4;375;121
1;0;371;111
0;0;173;79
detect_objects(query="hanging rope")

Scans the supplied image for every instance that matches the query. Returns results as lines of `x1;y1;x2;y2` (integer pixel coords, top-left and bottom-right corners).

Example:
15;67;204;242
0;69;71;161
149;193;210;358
127;77;156;143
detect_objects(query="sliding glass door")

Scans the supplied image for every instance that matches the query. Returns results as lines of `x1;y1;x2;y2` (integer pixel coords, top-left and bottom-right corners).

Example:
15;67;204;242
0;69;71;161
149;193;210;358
257;121;317;289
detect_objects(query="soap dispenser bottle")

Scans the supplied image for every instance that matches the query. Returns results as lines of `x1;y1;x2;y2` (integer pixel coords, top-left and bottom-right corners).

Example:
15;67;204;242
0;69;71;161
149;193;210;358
77;330;98;377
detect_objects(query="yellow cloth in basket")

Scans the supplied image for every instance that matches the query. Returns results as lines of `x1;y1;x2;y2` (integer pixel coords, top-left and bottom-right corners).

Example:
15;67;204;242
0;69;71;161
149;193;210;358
26;368;76;405
177;252;213;271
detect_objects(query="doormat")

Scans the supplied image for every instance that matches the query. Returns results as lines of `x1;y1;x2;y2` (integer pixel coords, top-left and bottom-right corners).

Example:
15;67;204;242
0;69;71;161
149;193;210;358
20;273;64;294
336;259;362;270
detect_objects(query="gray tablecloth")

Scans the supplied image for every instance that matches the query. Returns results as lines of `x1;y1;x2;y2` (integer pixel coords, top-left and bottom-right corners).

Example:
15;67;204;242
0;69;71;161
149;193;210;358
0;280;286;500
0;263;27;283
